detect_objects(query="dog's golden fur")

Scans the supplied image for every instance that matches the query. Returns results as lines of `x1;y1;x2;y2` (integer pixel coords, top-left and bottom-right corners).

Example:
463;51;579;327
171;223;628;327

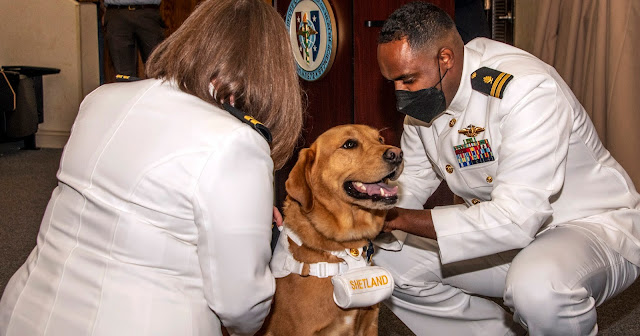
259;124;403;336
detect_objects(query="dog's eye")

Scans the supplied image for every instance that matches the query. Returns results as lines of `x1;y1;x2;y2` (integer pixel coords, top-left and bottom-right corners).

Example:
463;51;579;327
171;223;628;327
378;137;384;144
342;139;358;149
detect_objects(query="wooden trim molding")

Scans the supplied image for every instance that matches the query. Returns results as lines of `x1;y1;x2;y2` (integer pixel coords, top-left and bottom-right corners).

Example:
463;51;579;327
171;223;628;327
36;129;70;149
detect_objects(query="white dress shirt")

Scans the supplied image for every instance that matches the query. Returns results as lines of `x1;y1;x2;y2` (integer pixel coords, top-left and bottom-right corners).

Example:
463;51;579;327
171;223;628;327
0;79;275;336
379;38;640;266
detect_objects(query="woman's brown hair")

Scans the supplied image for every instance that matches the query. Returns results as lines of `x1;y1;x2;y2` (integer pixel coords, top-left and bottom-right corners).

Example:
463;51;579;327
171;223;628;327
146;0;304;169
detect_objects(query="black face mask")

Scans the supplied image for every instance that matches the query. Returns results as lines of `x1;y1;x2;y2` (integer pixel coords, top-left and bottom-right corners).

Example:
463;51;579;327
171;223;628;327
395;67;448;124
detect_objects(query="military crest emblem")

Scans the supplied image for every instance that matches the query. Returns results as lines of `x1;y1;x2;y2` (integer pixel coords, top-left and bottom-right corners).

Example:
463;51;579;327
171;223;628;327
295;11;320;64
285;0;337;81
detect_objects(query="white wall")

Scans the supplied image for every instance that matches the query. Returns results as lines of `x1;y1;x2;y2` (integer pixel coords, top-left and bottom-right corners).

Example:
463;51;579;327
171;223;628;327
0;0;100;148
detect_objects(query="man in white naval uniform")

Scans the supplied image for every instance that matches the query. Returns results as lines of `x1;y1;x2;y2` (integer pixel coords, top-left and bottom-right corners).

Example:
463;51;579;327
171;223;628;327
373;2;640;336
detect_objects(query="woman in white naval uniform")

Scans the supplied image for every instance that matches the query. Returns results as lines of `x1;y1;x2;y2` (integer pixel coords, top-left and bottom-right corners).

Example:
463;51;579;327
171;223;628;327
0;1;303;335
373;2;640;336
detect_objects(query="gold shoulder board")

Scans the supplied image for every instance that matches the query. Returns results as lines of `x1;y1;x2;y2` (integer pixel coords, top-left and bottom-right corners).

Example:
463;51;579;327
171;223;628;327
470;67;513;99
222;103;272;144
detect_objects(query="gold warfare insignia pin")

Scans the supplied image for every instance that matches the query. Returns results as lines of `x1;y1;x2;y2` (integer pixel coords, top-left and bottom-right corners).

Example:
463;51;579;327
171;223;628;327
471;67;513;99
458;124;485;137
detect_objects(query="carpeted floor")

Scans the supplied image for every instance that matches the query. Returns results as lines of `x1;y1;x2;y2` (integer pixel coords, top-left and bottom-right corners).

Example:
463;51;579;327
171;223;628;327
1;143;639;335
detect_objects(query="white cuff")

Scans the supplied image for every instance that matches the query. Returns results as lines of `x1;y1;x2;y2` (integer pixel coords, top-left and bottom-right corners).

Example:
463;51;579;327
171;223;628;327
431;204;468;264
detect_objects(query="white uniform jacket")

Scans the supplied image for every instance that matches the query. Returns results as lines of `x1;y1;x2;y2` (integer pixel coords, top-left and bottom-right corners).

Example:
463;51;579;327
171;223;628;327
0;79;275;336
380;38;640;266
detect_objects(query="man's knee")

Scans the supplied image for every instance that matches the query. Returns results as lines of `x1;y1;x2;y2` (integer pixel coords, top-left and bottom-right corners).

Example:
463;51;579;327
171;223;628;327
504;265;596;335
505;271;562;329
374;249;445;301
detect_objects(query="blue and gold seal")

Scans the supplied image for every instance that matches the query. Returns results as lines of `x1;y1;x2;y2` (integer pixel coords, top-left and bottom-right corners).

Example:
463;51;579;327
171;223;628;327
285;0;337;81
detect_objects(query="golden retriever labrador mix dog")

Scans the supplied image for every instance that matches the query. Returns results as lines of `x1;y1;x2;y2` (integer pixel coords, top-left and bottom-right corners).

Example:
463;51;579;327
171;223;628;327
258;124;404;336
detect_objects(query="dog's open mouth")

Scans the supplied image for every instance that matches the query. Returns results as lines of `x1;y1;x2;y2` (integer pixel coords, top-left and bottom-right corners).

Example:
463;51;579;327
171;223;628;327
343;171;399;204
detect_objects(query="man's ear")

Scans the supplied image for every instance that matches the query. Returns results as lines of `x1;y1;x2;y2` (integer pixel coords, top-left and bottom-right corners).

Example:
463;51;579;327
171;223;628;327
285;148;315;213
439;47;455;70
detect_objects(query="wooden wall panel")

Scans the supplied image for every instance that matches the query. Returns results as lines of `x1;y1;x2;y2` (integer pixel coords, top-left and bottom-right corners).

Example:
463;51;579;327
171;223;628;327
160;0;203;35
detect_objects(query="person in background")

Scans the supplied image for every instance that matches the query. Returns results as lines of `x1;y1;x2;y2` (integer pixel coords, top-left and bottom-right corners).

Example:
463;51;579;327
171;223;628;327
101;0;166;77
0;0;304;335
373;2;640;335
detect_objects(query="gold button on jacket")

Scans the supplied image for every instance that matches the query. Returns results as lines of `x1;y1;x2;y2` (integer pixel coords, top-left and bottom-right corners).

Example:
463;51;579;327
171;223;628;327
446;165;454;174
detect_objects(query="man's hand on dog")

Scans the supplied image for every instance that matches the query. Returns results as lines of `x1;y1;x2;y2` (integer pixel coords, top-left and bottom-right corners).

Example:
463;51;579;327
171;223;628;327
383;207;438;240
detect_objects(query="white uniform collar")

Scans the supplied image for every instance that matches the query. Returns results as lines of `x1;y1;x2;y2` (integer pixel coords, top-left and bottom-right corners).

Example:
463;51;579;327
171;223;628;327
270;225;371;279
445;39;484;116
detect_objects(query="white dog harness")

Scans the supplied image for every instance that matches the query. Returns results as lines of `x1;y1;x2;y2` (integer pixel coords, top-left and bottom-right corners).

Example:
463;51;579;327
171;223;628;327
270;225;394;308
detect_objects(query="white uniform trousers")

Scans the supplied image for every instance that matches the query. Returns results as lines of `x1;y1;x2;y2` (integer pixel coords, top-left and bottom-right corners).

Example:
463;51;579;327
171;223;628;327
373;225;640;336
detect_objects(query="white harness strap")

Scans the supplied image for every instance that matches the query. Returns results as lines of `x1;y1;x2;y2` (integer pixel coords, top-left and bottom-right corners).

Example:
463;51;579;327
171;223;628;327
283;256;350;278
271;225;394;309
270;225;370;279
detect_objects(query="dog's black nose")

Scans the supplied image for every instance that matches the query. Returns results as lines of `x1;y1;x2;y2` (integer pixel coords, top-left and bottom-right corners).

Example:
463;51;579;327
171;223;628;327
383;148;403;165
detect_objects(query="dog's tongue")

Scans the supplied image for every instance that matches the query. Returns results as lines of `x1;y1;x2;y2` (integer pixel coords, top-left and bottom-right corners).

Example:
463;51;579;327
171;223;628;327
354;181;398;197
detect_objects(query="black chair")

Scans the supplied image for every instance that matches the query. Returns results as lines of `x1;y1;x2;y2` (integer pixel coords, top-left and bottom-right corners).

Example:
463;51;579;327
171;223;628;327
0;66;60;149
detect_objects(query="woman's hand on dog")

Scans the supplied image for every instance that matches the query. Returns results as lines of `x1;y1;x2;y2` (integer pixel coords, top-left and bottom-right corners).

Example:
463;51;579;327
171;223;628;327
383;207;438;240
273;206;283;229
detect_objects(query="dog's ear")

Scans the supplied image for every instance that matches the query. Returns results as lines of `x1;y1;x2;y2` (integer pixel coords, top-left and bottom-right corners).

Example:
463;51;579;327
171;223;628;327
286;148;315;212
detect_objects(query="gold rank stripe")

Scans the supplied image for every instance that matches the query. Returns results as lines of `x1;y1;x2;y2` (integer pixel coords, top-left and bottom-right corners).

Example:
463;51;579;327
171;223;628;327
244;115;264;126
490;72;512;98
